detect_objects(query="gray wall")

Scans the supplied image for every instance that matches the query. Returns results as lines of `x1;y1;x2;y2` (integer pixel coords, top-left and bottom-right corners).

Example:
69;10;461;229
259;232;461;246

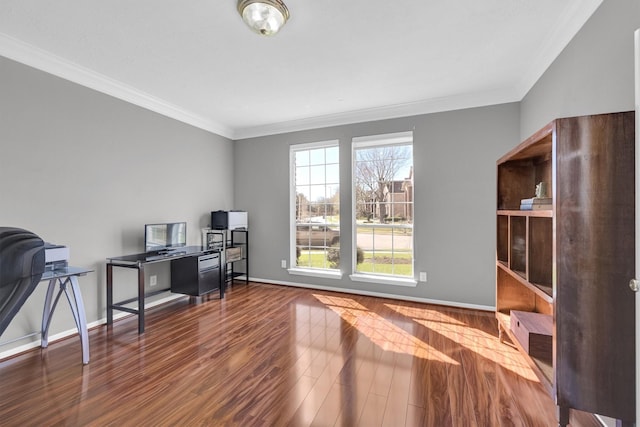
0;56;234;352
1;0;636;356
520;0;640;139
234;103;520;308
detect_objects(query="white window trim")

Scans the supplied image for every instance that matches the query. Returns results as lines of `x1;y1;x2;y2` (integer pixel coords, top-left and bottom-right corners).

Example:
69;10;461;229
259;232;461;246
350;273;417;287
289;139;340;276
288;268;343;280
352;130;413;148
351;131;415;282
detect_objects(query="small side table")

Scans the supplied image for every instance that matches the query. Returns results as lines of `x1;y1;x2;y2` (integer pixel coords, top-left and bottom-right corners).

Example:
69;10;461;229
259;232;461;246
40;266;93;365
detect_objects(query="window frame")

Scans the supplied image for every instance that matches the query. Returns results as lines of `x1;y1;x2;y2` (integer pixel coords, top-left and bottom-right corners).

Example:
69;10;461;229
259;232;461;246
289;139;342;279
350;131;417;286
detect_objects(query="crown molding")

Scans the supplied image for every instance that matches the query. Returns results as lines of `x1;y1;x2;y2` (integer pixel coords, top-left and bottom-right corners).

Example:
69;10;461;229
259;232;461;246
0;32;234;139
513;0;603;98
232;86;520;140
1;0;600;142
234;1;603;140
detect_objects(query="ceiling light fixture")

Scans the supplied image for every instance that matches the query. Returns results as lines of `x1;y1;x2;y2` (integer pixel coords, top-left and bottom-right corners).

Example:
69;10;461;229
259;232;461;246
237;0;290;36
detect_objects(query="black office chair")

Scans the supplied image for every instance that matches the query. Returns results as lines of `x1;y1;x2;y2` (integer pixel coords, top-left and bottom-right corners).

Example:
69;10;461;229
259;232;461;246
0;227;45;337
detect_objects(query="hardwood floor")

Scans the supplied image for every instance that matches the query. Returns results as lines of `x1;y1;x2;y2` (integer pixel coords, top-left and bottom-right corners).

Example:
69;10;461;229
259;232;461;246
0;282;599;426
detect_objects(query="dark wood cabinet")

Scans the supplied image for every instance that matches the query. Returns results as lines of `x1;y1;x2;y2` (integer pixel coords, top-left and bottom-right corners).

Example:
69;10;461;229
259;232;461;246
496;111;635;426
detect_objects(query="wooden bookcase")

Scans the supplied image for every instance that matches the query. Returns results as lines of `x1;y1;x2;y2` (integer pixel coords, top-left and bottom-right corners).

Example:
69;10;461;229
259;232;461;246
496;111;635;426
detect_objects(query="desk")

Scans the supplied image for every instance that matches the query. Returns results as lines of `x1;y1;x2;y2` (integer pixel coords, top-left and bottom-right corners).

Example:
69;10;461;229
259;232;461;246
41;266;93;365
106;246;222;334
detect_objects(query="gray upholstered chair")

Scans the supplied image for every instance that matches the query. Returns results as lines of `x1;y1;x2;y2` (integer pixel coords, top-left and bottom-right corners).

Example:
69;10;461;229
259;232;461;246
0;227;45;337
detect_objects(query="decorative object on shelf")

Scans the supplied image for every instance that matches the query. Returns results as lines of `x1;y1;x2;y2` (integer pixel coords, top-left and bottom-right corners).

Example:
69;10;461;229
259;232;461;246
535;181;548;198
237;0;289;36
520;182;552;210
226;246;243;263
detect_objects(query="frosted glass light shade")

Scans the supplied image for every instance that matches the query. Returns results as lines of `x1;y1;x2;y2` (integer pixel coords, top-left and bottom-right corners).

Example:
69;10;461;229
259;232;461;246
238;0;289;36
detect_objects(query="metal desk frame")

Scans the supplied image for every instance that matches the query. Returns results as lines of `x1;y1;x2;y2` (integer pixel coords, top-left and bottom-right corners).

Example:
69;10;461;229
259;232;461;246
106;246;223;334
41;266;93;365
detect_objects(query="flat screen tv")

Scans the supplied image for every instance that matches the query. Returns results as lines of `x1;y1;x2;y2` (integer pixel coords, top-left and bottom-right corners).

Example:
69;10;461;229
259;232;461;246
144;222;187;252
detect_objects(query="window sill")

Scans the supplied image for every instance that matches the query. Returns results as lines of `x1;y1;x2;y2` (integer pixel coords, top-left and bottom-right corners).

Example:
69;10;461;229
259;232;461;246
349;273;418;287
288;268;343;280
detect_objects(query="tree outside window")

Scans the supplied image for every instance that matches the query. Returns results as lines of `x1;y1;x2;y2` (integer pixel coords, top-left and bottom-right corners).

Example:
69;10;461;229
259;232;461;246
353;132;413;277
291;141;340;271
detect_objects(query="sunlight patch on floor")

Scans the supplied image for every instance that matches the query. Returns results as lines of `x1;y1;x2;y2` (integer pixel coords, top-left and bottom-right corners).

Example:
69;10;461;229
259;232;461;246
313;294;459;365
384;303;539;382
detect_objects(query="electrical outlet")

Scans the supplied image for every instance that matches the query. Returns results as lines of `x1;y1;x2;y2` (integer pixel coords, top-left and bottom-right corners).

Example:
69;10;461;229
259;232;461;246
150;275;157;287
419;272;427;282
281;260;287;269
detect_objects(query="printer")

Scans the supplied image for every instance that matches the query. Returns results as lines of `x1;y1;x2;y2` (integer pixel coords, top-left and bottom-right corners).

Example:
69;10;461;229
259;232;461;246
44;243;69;271
211;210;248;230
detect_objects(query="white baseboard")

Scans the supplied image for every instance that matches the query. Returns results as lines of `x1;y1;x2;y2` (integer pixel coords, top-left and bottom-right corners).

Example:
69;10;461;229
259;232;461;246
249;276;496;312
1;280;493;361
0;292;186;361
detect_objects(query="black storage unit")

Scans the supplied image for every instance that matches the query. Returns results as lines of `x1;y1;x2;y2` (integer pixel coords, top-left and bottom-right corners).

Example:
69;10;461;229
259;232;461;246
227;229;249;285
170;252;221;297
203;228;249;287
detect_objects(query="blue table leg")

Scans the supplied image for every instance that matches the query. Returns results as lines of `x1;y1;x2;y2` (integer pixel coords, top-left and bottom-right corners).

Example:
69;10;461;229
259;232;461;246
41;278;59;349
40;276;90;365
66;275;89;364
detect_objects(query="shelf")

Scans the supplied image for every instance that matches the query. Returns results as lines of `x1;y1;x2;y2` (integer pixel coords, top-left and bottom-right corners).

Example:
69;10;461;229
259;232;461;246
206;228;249;286
496;311;553;395
495;112;636;422
496;124;552;164
215;241;247;247
497;262;553;303
531;283;552;299
497;209;552;218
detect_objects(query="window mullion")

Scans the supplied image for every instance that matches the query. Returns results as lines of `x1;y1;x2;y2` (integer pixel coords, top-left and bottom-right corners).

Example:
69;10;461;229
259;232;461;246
352;132;414;280
290;140;340;274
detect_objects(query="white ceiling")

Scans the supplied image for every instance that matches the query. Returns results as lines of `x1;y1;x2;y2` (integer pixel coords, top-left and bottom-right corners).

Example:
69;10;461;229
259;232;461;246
0;1;602;140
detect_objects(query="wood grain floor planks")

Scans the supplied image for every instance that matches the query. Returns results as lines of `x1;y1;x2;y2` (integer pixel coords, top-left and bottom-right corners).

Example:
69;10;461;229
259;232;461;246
0;282;598;426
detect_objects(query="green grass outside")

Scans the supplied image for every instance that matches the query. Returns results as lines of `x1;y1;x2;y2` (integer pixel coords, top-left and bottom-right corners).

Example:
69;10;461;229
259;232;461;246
356;251;412;276
355;226;413;236
296;250;332;269
356;263;413;276
297;249;413;276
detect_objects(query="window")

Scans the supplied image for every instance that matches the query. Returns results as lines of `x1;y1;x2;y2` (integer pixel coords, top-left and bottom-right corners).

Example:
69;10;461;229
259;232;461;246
290;141;340;272
352;131;414;279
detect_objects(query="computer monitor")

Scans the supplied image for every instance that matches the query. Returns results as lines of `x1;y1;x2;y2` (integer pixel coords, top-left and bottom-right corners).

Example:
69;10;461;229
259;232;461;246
144;222;186;252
